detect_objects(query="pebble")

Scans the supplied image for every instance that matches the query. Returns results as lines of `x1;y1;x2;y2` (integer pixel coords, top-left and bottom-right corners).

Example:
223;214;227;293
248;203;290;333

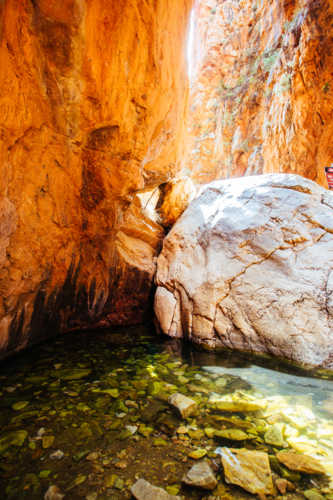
49;450;64;460
44;486;65;500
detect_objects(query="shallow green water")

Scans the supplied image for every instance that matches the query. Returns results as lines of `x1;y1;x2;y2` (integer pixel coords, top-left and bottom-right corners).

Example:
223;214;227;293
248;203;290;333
1;324;333;500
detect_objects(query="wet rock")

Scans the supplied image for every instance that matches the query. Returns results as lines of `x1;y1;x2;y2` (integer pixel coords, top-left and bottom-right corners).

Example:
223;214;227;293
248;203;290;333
131;478;181;499
156;419;175;437
39;470;52;479
12;401;29;411
215;429;252;441
116;429;132;441
186;384;209;395
276;452;326;474
212;401;262;412
49;369;92;381
42;436;55;449
153;438;167;447
168;393;197;419
304;490;325;500
182;461;217;490
73;450;90;462
64;475;86;491
264;424;284;447
49;450;64;460
148;382;165;396
275;478;288;495
188;449;207;459
188;429;205;440
0;430;28;457
141;403;164;423
220;448;274;495
44;486;65;500
85;452;99;461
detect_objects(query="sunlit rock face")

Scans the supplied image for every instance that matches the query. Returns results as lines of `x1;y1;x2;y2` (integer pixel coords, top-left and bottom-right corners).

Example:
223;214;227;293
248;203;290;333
0;0;192;358
155;174;333;368
186;0;333;186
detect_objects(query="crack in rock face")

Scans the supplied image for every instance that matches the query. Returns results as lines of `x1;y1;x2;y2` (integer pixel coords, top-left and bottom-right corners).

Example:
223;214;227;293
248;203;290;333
154;174;333;368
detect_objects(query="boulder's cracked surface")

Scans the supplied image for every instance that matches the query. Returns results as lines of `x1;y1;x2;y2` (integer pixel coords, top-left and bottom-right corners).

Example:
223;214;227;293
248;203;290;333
155;174;333;368
0;0;192;359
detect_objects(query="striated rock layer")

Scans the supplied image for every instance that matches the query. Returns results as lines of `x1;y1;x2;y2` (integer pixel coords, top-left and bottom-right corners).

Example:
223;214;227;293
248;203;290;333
0;0;192;359
155;174;333;368
186;0;333;186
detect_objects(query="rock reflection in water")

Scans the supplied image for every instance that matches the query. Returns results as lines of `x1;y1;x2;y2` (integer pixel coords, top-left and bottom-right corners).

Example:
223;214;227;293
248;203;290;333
1;324;333;500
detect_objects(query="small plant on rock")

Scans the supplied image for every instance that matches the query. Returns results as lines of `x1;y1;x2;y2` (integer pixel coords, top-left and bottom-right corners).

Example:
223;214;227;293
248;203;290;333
322;82;330;93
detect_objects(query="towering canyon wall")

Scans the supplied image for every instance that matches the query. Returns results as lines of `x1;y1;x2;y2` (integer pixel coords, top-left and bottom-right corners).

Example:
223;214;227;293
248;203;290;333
186;0;333;186
0;0;192;358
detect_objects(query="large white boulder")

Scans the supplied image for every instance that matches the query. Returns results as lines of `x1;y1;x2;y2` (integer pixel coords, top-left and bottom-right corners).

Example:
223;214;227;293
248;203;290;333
154;174;333;368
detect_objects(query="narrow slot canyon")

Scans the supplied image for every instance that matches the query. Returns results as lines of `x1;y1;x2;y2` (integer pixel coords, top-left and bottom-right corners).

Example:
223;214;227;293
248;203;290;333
1;1;333;499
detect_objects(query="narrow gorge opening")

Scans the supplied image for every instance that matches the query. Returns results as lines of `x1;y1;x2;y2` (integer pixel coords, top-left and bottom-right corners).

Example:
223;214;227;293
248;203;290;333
1;0;333;499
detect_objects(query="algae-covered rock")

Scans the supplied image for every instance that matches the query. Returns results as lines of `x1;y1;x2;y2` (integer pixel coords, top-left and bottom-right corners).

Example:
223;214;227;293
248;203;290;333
188;429;205;440
42;436;54;449
141;403;164;423
101;389;119;398
12;401;29;411
73;450;90;462
221;448;274;495
148;382;165;396
215;429;252;441
0;430;28;456
116;429;132;441
264;424;284;447
188;449;207;459
49;369;92;381
153;438;167;447
64;475;86;491
304;490;325;500
214;401;262;412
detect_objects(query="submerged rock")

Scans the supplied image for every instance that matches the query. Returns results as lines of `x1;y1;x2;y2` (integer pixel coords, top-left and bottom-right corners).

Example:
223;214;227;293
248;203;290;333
131;479;181;500
154;174;333;368
168;393;197;419
182;461;217;490
44;486;65;500
276;452;326;474
220;448;274;495
264;424;284;447
49;369;92;381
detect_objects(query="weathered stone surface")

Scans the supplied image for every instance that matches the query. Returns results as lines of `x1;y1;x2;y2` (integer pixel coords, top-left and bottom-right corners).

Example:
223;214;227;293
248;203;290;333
131;479;181;500
0;0;192;359
185;0;333;188
221;448;274;495
276;452;326;474
155;174;333;368
168;393;197;419
182;461;217;490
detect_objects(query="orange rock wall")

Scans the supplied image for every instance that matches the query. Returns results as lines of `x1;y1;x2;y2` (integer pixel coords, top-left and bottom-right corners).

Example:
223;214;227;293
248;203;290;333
0;0;192;358
186;0;333;186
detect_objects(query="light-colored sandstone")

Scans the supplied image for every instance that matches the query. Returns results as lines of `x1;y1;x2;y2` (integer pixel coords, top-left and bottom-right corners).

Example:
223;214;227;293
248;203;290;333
155;174;333;368
131;479;181;500
168;393;198;419
182;461;218;490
